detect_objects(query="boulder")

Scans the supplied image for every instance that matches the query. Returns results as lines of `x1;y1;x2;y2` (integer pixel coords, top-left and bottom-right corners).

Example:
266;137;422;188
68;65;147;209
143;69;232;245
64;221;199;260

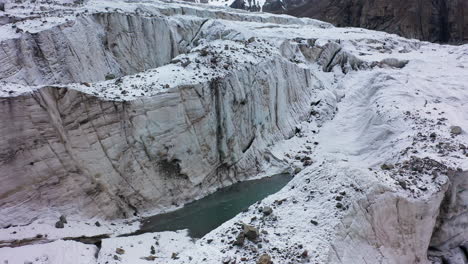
59;215;67;224
381;164;395;170
55;221;64;229
451;126;463;135
233;232;245;246
243;224;259;240
261;206;273;216
257;254;272;264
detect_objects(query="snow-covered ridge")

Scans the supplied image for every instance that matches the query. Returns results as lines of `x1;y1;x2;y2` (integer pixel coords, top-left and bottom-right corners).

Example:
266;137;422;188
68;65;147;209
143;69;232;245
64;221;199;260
0;0;468;264
1;0;360;228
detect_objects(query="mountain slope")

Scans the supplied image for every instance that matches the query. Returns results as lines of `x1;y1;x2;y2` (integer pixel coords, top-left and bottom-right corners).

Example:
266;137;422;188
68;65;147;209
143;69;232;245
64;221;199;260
287;0;468;43
207;0;468;43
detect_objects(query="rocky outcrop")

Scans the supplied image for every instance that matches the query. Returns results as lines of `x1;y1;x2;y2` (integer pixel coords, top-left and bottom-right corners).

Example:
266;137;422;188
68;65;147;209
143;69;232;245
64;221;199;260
287;0;468;43
227;0;468;43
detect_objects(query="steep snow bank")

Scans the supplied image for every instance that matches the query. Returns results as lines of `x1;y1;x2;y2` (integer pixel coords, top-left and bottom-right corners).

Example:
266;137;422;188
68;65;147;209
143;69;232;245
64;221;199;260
0;0;404;227
1;0;362;227
0;54;321;226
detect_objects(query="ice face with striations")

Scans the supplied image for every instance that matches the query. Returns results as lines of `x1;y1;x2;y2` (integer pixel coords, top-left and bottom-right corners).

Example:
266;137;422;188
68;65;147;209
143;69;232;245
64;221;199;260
0;0;467;264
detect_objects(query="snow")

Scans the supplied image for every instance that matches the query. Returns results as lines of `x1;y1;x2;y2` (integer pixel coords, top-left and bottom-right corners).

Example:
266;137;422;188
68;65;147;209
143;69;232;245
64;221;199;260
0;217;139;245
162;40;468;263
3;39;464;262
1;0;467;263
66;39;277;101
0;240;97;264
97;231;194;264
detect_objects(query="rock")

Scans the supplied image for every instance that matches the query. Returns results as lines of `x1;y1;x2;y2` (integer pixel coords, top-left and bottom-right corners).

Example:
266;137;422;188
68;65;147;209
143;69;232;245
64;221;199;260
379;58;409;69
59;215;67;224
293;167;302;174
116;248;125;255
275;198;287;205
257;254;272;264
261;206;273;216
55;221;64;229
200;49;209;56
171;253;179;259
381;164;394;170
105;73;116;80
301;250;308;258
181;60;191;67
398;179;408;190
222;256;231;263
284;0;468;43
113;255;120;260
243;224;259;240
141;256;157;261
233;232;245;246
451;126;462;135
94;221;101;227
310;219;318;225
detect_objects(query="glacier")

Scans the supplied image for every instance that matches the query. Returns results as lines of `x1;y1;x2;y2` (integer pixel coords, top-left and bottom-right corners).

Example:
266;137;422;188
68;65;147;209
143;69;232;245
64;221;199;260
0;0;467;263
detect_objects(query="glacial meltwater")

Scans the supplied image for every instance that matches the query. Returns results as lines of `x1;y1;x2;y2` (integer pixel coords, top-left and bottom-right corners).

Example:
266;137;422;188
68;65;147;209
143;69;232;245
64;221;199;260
137;173;292;238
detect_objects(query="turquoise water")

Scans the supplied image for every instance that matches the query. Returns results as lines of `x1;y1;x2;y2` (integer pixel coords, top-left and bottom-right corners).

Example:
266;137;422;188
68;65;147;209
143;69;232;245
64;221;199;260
138;173;292;238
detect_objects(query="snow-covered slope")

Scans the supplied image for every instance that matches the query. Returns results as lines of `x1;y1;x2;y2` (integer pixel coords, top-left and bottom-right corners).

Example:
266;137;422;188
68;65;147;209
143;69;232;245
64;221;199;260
176;43;468;263
0;0;467;264
0;0;333;227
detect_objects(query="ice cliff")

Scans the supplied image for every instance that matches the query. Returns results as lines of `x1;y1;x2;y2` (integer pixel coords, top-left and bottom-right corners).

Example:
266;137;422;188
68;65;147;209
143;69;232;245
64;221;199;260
0;0;467;263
